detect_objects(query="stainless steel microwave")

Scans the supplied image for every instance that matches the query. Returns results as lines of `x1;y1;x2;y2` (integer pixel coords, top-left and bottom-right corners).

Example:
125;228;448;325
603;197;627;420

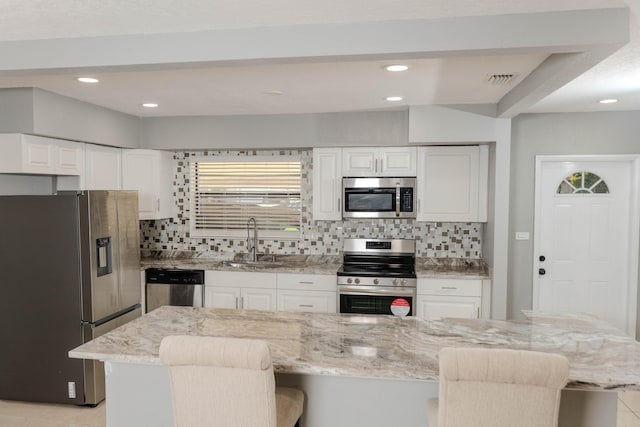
342;177;416;219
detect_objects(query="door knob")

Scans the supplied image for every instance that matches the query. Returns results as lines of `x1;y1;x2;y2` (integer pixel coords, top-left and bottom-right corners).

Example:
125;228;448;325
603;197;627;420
539;255;546;262
538;268;546;275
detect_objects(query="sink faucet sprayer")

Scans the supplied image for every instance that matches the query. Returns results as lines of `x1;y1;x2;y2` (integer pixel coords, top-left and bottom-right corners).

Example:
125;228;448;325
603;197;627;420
247;217;258;262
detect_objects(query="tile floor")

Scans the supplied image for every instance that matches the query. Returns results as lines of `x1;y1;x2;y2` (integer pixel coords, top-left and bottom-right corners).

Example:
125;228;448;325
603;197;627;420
1;391;640;426
620;391;640;427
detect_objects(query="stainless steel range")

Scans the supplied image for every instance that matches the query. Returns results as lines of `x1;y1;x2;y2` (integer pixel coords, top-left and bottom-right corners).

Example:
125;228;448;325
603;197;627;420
337;238;416;316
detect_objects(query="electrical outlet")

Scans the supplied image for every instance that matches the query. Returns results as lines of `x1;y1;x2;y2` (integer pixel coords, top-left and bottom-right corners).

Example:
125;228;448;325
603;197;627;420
515;232;530;241
68;381;76;399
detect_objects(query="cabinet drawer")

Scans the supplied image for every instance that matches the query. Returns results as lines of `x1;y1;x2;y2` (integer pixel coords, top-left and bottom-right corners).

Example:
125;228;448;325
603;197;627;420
417;295;480;321
276;273;336;291
417;279;481;297
277;290;337;313
205;271;277;289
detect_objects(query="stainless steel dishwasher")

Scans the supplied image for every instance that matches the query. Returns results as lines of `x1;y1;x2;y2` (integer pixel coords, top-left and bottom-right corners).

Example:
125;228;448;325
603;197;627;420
145;268;205;313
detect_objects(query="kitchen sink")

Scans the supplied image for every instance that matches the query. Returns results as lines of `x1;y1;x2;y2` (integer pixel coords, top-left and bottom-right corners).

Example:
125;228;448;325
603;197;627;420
220;260;284;268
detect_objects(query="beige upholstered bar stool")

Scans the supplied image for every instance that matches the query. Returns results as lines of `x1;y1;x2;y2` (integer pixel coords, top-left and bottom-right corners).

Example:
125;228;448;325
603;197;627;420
427;347;569;427
159;336;304;427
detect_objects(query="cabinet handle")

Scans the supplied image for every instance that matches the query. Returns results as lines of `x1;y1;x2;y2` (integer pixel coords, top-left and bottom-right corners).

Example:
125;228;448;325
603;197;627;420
299;281;314;285
441;286;457;290
338;197;341;210
235;297;239;309
380;158;383;172
477;307;480;318
375;158;378;173
156;198;160;211
240;296;244;309
299;304;313;308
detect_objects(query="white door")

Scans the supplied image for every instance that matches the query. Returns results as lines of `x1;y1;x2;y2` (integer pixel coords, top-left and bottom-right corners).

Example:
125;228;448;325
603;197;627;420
533;157;639;335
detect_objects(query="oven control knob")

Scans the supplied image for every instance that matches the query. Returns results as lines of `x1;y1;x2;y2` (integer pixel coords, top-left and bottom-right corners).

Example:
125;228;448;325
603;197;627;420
373;279;379;285
392;279;398;286
347;278;353;284
355;278;360;284
401;279;407;286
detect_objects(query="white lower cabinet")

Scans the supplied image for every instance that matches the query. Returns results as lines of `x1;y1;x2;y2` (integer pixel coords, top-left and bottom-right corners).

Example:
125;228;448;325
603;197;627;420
204;271;277;311
416;278;482;321
276;273;337;313
204;271;337;313
277;290;337;313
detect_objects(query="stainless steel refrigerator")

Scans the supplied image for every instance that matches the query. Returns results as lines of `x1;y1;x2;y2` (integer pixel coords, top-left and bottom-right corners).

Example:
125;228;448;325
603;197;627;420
0;191;142;405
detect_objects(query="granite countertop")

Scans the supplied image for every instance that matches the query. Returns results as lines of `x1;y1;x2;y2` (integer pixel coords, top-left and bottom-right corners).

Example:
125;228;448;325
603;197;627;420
415;258;489;279
140;251;490;279
141;252;341;275
70;306;640;391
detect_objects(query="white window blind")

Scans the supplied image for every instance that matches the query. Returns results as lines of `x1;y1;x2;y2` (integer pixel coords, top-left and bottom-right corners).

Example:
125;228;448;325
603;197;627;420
190;156;301;238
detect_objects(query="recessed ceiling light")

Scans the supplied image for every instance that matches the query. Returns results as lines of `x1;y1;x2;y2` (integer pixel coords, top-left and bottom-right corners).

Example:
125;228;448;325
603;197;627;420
142;103;159;108
385;65;409;72
386;96;403;102
262;90;284;96
77;77;99;83
599;99;618;104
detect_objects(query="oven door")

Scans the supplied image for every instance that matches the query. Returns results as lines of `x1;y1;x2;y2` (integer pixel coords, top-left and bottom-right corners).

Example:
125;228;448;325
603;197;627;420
339;285;416;316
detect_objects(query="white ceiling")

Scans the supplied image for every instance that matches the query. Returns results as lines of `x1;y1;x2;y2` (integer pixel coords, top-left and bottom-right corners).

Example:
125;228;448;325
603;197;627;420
0;0;637;117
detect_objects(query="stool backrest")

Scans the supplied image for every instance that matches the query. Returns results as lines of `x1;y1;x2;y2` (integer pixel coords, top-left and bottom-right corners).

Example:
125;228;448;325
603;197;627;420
160;336;277;427
438;347;569;427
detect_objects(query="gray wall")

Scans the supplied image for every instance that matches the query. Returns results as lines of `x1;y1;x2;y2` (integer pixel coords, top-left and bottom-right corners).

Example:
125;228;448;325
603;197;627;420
0;174;54;195
0;88;35;132
0;88;140;148
141;110;408;149
508;112;640;329
32;89;141;148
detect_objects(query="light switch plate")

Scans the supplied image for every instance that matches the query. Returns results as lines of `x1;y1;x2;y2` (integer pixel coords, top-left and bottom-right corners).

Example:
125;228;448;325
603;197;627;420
515;232;530;241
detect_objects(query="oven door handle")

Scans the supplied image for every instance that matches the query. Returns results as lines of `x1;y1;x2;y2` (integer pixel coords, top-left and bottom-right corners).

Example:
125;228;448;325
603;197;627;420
339;286;416;297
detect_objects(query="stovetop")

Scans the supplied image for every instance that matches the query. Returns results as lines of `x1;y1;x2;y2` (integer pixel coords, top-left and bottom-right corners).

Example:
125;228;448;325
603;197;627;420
337;264;416;278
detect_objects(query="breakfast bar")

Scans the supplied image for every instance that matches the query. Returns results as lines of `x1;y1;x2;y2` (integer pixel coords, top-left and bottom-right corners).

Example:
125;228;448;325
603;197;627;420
70;306;640;427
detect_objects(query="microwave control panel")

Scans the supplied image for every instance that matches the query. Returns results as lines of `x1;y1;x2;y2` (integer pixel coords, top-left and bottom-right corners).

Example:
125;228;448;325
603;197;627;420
400;188;414;212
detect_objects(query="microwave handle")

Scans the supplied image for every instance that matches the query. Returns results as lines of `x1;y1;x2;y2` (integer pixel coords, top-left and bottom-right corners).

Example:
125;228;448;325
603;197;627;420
396;183;401;217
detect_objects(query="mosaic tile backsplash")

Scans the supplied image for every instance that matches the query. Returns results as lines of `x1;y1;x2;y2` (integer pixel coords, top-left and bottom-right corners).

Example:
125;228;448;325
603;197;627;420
139;149;483;259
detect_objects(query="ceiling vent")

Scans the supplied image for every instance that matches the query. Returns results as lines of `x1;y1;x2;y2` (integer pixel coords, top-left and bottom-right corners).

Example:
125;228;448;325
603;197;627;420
486;73;519;86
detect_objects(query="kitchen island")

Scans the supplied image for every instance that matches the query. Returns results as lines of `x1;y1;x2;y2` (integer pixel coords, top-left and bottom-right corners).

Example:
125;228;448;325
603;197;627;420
70;306;640;427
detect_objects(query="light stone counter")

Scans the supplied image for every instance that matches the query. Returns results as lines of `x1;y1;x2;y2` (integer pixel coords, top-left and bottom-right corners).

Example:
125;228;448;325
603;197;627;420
140;253;341;275
70;306;640;391
140;252;490;279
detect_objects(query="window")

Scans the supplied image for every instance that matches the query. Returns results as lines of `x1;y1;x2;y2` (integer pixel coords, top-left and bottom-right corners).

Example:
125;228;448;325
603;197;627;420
556;171;610;194
190;156;301;238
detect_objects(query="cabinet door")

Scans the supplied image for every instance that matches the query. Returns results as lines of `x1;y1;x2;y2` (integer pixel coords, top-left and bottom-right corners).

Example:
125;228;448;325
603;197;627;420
122;149;174;220
342;148;377;176
312;148;342;221
379;147;416;176
241;288;276;311
55;139;83;175
22;135;54;174
417;146;480;222
85;144;122;190
205;286;241;309
277;290;337;313
416;295;480;321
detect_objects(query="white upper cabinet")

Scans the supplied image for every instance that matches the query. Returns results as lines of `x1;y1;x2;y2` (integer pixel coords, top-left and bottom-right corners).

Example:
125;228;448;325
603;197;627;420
312;148;342;221
122;149;174;220
84;144;123;190
0;133;82;175
416;145;488;222
342;147;416;177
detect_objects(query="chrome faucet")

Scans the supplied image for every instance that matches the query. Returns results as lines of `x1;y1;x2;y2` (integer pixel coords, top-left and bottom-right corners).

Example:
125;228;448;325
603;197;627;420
246;217;258;262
